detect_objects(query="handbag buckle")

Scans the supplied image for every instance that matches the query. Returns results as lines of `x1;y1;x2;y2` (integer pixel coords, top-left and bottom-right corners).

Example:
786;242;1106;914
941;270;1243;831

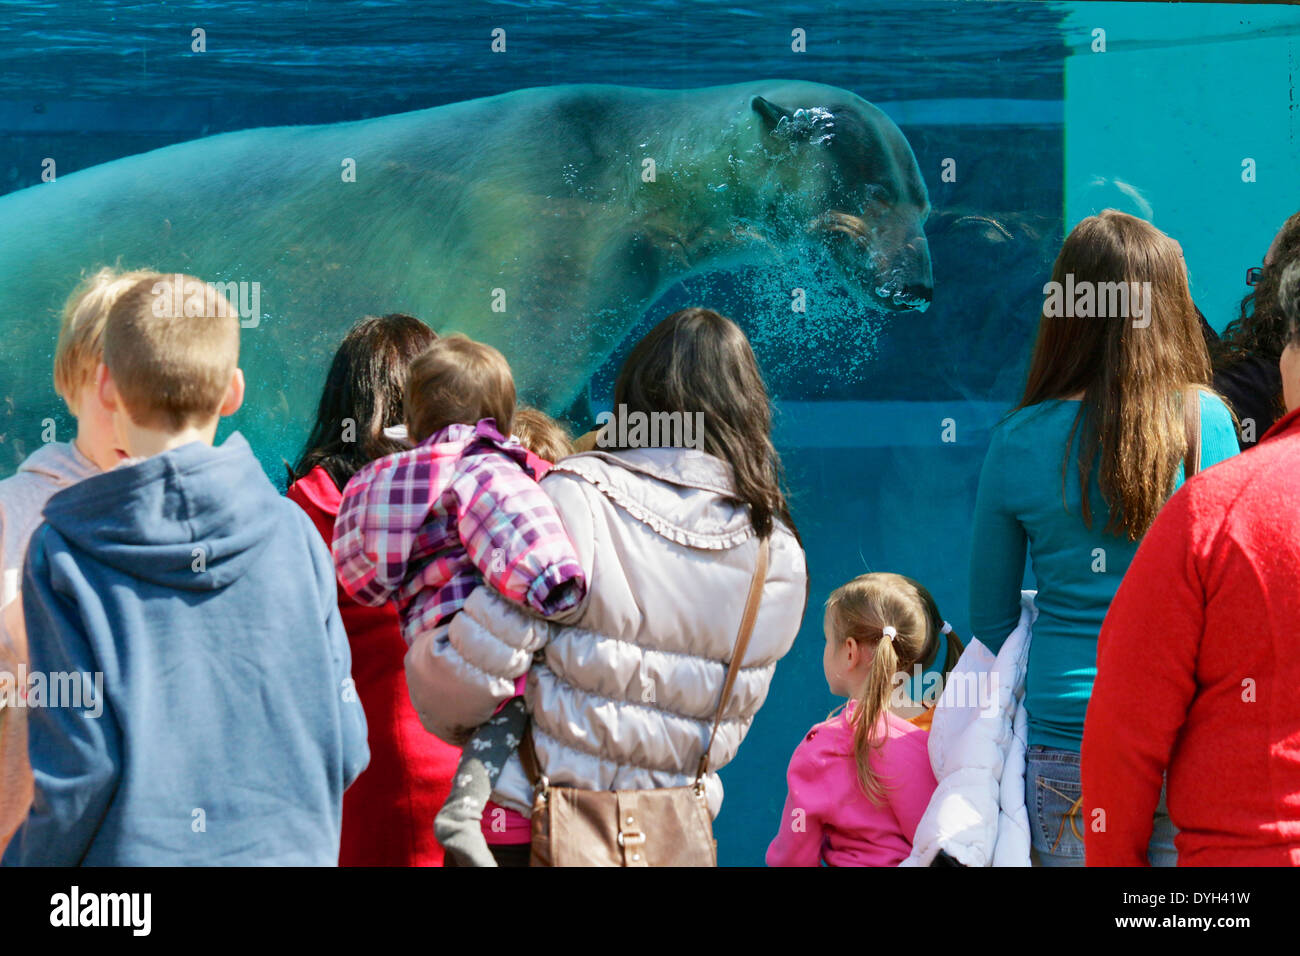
617;828;646;848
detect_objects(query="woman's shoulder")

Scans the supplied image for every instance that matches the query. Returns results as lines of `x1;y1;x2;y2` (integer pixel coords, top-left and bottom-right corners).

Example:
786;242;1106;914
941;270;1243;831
546;447;729;491
543;449;761;549
1195;388;1243;466
983;401;1076;459
1004;398;1077;425
286;464;342;517
1196;387;1237;425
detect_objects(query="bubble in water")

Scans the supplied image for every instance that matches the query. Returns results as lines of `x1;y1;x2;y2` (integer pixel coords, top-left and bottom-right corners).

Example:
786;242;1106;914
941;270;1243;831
772;107;836;147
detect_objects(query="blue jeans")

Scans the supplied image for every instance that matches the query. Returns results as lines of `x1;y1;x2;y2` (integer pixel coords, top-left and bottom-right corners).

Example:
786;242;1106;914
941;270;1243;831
1026;745;1177;867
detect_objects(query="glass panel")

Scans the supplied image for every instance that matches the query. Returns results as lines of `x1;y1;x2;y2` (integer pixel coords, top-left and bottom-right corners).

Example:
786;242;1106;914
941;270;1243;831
0;0;1294;866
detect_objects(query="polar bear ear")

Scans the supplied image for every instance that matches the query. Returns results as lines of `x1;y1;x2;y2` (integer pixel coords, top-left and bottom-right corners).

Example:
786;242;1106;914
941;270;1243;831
752;97;836;146
751;95;793;133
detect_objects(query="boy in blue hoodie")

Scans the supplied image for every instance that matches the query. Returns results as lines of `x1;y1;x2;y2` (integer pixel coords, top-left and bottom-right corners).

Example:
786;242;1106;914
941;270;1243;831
2;272;369;866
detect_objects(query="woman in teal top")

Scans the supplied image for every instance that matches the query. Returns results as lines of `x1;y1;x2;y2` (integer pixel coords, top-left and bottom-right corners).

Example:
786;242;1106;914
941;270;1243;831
969;210;1238;867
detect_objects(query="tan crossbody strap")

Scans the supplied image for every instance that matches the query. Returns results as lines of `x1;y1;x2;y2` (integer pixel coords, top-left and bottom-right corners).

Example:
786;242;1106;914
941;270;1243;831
1183;386;1202;478
695;536;770;784
519;536;771;791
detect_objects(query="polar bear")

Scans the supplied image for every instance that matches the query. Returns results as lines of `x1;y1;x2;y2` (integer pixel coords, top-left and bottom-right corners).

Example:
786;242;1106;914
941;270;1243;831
0;80;930;471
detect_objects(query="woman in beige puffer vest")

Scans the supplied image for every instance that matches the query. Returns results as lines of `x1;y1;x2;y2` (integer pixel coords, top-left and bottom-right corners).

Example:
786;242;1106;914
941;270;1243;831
405;308;808;825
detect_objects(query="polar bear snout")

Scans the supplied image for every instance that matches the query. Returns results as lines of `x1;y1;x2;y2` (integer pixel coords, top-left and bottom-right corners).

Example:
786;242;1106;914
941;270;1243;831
884;232;934;312
822;213;933;314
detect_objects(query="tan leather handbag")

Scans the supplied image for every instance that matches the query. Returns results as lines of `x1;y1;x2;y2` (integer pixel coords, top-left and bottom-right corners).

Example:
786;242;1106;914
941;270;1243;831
519;536;770;867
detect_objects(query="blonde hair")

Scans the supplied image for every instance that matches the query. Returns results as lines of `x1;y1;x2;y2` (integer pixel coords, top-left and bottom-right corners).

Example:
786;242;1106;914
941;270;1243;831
102;273;241;431
404;334;516;443
53;267;161;407
512;406;573;464
825;572;964;803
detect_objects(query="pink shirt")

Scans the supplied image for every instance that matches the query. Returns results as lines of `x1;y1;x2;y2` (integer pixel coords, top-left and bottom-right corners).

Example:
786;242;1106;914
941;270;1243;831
767;703;936;867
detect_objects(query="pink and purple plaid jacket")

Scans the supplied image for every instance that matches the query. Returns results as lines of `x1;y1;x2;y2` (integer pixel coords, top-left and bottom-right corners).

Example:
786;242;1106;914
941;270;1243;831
332;418;585;644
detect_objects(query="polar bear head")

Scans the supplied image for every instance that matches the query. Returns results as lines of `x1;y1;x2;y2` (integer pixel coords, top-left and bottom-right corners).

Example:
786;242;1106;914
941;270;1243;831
750;89;933;314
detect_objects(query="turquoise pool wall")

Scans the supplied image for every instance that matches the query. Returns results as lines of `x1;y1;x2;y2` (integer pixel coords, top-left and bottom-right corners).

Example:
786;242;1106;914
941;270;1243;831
1063;4;1300;332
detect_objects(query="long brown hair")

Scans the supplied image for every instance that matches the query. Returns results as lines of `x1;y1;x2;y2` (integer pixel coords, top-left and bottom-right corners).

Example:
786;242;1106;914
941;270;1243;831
612;307;794;539
1017;210;1211;540
826;573;962;803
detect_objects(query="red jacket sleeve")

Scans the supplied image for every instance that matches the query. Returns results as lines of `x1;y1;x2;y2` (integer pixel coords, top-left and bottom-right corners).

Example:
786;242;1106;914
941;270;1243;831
1082;487;1206;866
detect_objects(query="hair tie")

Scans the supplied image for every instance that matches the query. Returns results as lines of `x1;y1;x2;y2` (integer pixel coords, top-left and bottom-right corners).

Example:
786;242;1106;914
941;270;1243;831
940;621;953;635
881;626;897;644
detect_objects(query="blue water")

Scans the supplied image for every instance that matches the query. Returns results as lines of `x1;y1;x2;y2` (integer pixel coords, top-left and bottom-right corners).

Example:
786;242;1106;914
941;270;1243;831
1;0;1296;866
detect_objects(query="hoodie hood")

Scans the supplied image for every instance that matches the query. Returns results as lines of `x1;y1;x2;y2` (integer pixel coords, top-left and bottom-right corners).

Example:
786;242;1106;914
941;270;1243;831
42;432;281;591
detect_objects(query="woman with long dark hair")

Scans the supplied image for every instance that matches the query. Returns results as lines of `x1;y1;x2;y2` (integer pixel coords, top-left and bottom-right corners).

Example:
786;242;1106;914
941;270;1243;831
290;314;434;489
969;211;1239;866
404;307;808;864
287;313;464;867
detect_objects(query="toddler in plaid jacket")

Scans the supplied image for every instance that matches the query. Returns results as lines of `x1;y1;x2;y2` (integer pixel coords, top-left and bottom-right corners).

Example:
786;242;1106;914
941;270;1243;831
333;335;585;866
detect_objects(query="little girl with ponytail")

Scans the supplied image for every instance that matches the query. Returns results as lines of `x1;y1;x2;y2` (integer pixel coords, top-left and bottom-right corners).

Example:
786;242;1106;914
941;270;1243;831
767;573;958;866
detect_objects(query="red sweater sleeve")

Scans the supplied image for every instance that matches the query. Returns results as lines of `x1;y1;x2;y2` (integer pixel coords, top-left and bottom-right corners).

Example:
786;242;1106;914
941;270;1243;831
1082;487;1206;866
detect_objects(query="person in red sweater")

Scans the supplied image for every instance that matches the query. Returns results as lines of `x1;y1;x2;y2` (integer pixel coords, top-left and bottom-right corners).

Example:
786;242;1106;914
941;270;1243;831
287;313;461;866
1083;257;1300;867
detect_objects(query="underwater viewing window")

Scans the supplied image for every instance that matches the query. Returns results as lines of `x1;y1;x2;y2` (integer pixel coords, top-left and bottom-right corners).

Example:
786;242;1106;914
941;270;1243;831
0;0;1295;869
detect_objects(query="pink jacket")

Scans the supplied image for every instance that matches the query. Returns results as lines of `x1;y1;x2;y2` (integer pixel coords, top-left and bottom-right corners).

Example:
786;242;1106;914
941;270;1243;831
767;703;936;867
